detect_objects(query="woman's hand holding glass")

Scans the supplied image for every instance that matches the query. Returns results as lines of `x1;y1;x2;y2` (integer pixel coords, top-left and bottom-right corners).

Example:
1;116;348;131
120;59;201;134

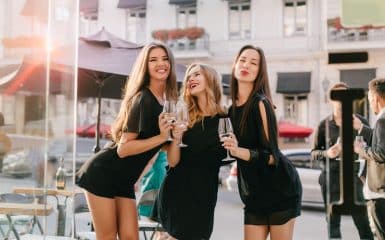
159;112;173;141
218;118;236;162
163;100;177;141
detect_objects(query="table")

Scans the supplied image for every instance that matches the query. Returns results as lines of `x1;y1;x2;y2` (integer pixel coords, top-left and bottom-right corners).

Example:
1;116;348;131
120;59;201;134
13;187;81;236
0;202;53;240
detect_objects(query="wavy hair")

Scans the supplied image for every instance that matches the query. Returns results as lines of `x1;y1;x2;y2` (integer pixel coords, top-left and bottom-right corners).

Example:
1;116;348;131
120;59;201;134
181;63;224;127
111;42;178;143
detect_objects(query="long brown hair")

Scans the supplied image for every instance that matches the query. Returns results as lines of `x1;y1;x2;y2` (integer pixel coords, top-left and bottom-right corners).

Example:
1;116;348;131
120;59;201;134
111;42;178;143
181;63;224;127
230;45;274;135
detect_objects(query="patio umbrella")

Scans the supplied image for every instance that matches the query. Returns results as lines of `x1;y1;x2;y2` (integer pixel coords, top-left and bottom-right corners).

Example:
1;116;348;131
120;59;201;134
1;28;186;152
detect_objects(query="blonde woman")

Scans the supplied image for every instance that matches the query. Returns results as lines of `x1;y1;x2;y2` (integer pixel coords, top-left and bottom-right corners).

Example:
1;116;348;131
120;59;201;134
77;42;178;240
152;63;226;240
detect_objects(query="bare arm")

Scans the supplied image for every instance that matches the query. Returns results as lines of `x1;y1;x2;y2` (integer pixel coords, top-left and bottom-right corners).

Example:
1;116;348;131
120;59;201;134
117;112;171;158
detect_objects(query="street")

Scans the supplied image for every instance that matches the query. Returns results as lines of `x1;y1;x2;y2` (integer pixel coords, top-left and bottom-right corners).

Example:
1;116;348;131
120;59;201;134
0;173;363;239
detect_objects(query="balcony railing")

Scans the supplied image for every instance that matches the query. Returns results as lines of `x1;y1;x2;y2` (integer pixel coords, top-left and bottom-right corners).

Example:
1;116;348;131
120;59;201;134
327;17;385;43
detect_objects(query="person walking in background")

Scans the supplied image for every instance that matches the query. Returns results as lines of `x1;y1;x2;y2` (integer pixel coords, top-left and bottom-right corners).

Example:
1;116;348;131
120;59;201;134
152;63;226;240
77;42;178;240
354;78;385;240
311;82;373;240
222;45;302;240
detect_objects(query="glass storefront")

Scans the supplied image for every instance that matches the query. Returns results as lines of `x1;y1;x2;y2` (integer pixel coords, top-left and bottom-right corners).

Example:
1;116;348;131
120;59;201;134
0;0;79;238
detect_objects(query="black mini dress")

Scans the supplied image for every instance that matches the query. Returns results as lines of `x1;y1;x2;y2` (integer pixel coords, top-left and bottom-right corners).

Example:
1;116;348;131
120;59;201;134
229;94;302;225
152;115;226;240
77;88;163;199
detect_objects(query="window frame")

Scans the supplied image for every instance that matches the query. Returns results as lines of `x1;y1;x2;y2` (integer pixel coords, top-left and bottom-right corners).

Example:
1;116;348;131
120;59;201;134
228;1;251;40
125;8;147;44
283;0;307;37
176;4;197;29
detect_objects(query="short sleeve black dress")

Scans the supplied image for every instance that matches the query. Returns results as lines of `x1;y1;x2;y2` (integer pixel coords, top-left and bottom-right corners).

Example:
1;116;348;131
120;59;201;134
152;115;226;240
77;88;163;199
229;94;302;225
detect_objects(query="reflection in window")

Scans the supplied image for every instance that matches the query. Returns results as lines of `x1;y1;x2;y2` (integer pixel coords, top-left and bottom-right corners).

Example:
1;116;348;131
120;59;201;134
126;9;146;44
177;5;197;29
228;1;251;39
283;0;307;36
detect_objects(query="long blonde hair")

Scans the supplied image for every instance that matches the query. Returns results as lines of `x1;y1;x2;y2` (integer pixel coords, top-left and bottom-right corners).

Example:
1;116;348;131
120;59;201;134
111;42;178;143
181;63;224;127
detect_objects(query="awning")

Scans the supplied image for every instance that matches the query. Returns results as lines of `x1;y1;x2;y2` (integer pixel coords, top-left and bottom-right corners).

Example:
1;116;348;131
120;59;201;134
117;0;146;9
276;72;311;94
80;0;99;15
278;121;313;138
340;69;376;90
0;64;20;85
169;0;197;5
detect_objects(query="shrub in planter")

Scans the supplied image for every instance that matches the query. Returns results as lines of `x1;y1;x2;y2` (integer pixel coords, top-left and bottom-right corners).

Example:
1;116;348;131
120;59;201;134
168;28;186;41
185;27;204;40
152;30;169;42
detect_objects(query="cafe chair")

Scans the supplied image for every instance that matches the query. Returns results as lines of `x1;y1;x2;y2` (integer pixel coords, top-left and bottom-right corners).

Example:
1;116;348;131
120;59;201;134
0;193;44;238
137;189;166;240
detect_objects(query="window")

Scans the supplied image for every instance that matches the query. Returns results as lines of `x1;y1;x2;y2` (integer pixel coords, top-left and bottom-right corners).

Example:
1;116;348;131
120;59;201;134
177;5;197;29
228;1;251;39
283;95;308;125
126;9;146;44
79;14;98;37
283;0;307;36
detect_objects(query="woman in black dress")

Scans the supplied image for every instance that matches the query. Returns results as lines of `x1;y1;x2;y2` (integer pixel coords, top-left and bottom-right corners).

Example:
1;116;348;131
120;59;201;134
77;42;178;240
222;45;302;240
152;63;226;240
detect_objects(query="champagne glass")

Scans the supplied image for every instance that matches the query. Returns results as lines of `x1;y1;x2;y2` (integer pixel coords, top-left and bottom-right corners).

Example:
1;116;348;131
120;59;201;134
163;100;176;141
354;135;366;163
176;101;189;147
218;118;236;162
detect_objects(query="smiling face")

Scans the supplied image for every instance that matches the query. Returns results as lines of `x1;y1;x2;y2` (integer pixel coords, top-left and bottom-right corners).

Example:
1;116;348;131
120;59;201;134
234;48;260;83
186;65;207;97
147;47;170;83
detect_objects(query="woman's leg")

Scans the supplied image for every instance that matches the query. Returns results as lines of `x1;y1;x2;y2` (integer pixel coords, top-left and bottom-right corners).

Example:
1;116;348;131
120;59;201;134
116;197;139;240
85;191;117;240
244;225;269;240
269;218;295;240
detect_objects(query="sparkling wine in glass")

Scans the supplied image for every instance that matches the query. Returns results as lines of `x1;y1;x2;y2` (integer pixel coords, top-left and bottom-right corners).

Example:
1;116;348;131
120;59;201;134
218;118;236;162
163;100;176;141
176;101;189;147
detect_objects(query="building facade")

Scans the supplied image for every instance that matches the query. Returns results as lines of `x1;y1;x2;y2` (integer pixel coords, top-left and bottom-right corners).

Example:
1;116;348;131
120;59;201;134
1;0;385;133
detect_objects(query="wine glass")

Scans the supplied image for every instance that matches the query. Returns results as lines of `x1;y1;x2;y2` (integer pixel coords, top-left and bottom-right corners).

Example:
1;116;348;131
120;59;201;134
163;100;176;141
354;135;366;163
218;118;236;162
176;101;189;147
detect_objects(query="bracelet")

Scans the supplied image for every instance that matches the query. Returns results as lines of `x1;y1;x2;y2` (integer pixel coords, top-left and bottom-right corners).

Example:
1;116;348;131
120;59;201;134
248;149;258;162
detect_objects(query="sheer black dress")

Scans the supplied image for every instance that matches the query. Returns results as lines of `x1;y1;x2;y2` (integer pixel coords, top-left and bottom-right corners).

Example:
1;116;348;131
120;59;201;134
152;115;226;240
77;88;163;199
229;94;302;225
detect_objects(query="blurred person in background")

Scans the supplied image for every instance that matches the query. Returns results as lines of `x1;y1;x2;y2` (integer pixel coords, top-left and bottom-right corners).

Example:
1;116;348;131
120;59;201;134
355;78;385;240
311;82;373;239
